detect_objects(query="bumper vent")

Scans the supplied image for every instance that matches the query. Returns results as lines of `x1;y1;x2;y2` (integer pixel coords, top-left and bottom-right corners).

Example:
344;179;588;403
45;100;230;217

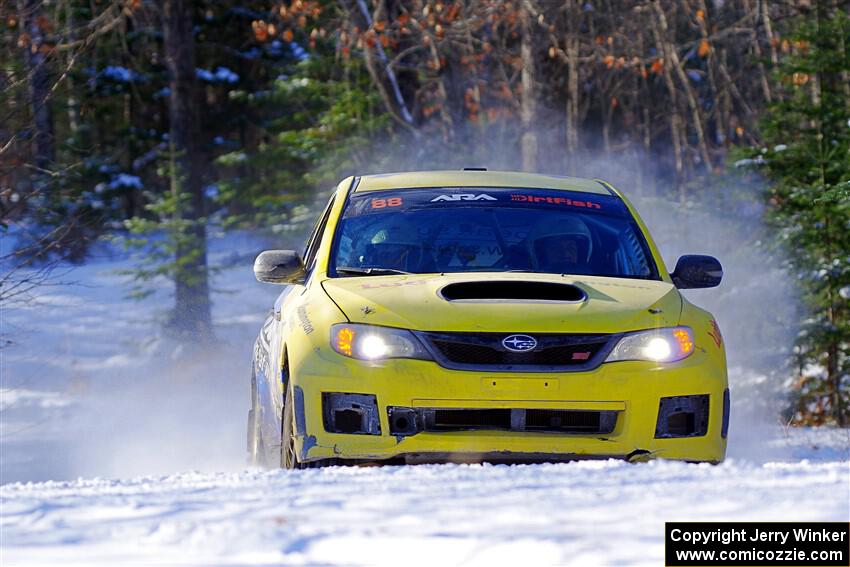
416;331;615;372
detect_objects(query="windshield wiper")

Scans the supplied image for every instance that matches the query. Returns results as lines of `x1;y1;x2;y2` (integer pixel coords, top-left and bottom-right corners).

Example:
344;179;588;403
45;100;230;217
336;267;413;276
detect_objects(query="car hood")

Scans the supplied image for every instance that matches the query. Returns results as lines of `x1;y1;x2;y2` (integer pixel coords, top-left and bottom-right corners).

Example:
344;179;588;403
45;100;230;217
321;272;682;333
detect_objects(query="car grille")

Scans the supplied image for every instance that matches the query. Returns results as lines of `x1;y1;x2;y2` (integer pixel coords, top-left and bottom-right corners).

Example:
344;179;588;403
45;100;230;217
388;406;619;436
416;331;615;372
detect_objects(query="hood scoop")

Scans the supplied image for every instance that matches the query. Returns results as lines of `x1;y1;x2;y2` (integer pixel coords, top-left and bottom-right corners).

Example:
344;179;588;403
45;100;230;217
439;280;587;303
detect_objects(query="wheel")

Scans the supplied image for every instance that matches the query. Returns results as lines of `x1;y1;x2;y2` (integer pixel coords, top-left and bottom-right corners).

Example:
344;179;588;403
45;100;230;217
280;384;304;469
247;370;268;467
280;367;338;469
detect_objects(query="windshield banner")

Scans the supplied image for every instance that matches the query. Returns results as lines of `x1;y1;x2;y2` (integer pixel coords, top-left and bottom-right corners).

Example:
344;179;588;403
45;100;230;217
344;188;628;218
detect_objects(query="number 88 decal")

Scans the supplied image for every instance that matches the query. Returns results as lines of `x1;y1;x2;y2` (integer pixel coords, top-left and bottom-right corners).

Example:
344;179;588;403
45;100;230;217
371;197;403;209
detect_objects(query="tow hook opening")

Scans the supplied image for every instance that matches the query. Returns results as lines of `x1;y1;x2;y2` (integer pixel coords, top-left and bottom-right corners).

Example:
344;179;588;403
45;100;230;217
389;407;419;436
654;395;709;438
322;393;381;435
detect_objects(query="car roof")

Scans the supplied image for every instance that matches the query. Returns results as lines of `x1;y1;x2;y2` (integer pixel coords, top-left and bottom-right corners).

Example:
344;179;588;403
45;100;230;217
353;170;614;195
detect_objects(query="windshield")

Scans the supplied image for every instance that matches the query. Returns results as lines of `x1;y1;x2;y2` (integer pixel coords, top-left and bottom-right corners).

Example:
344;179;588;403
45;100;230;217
330;187;658;280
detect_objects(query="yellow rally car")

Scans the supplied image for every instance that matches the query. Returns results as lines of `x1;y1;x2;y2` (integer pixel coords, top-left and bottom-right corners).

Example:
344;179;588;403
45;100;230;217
247;170;729;468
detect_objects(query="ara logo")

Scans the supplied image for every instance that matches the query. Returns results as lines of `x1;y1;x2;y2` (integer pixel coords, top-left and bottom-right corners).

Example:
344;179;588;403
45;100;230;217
430;193;498;202
502;334;537;352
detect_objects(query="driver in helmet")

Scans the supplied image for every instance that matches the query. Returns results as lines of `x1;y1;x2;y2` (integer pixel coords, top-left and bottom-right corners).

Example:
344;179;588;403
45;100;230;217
527;217;593;274
362;221;424;272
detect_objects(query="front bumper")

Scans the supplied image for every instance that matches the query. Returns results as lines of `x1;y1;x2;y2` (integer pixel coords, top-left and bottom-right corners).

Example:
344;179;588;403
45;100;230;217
290;347;728;464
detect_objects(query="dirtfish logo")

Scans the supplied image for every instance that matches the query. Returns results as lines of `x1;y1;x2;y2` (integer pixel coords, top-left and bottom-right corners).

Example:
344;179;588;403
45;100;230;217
431;193;498;202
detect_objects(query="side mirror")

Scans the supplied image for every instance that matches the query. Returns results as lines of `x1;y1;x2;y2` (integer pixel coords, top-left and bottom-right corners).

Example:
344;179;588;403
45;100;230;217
253;250;306;284
671;255;723;289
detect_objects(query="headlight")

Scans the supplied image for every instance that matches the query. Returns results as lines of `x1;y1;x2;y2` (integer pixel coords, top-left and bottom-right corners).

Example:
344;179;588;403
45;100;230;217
331;324;432;361
605;327;695;363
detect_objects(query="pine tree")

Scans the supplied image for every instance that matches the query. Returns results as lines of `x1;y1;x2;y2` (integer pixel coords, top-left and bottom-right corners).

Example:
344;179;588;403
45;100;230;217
744;6;850;425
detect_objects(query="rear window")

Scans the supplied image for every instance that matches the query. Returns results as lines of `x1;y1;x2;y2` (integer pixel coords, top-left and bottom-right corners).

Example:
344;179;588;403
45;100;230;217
330;187;658;280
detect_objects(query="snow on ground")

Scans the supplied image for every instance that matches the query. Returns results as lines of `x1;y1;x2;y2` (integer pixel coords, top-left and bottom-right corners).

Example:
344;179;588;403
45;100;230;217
1;229;848;566
2;441;848;567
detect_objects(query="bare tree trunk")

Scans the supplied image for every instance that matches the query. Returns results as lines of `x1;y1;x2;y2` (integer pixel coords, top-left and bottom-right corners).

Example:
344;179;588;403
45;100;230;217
602;103;612;156
564;0;580;174
648;3;685;198
651;1;713;172
520;0;539;172
461;25;482;148
64;0;81;138
745;0;774;103
425;39;455;142
694;0;726;150
161;0;212;340
343;0;416;131
635;25;652;196
17;0;55;170
761;0;779;66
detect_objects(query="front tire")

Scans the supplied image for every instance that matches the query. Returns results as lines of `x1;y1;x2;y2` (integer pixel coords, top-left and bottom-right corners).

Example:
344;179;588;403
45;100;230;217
280;384;303;469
